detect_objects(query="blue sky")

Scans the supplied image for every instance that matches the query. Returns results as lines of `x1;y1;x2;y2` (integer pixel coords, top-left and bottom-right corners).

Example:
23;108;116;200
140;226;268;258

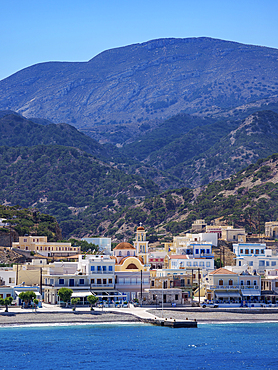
1;0;278;81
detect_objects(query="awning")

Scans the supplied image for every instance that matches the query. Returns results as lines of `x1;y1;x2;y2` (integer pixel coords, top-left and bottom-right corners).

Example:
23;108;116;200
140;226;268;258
15;290;40;296
215;292;241;298
241;290;261;296
71;291;93;298
215;292;230;297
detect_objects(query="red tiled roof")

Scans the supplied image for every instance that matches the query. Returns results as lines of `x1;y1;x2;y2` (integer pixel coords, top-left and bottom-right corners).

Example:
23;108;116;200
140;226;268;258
210;268;237;275
169;255;189;259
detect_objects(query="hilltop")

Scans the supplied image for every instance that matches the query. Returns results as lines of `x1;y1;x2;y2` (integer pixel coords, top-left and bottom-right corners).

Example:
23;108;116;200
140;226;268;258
1;37;278;145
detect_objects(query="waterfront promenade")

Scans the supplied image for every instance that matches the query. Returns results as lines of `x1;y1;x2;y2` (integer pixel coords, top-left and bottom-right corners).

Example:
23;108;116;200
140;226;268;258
1;304;278;326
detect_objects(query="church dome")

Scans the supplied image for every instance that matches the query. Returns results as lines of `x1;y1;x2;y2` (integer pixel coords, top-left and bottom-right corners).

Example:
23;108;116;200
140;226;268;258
114;242;135;250
137;226;145;231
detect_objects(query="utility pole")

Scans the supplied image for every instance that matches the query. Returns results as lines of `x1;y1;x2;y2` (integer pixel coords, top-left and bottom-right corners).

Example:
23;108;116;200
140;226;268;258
140;269;143;307
40;267;42;296
198;268;200;306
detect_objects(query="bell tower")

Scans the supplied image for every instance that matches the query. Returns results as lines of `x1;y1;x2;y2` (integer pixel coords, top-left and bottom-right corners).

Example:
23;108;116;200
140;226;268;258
134;223;149;265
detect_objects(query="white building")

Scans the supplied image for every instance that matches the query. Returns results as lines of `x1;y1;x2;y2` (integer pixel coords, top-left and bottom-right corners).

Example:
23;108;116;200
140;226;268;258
0;267;16;286
233;243;278;274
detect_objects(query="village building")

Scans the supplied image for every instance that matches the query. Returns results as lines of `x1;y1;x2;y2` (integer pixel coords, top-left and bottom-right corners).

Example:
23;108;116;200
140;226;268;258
205;268;261;304
12;236;80;257
233;243;278;274
265;222;278;239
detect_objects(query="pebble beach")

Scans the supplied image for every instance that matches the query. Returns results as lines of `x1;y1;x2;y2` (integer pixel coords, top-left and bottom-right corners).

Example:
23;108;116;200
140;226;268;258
1;306;278;327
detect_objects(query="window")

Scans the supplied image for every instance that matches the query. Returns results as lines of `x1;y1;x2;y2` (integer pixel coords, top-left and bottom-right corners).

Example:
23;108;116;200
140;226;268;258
201;249;205;254
259;261;265;267
97;266;101;271
255;249;259;254
249;261;253;266
240;249;243;253
97;279;101;285
91;266;95;272
247;280;251;285
103;279;107;285
240;280;244;285
91;279;95;284
271;261;276;266
109;266;113;272
266;261;270;267
193;261;198;266
245;249;249;254
239;261;242;266
59;279;64;285
50;279;54;285
275;282;278;288
187;262;191;266
219;279;224;286
228;280;233;285
187;279;190;285
44;278;47;284
151;281;154;286
127;251;130;256
175;294;179;300
233;235;236;240
195;249;199;254
102;266;107;272
251;249;254;254
206;249;210;254
253;280;257;286
24;239;27;242
79;279;84;285
108;279;112;284
181;279;185;287
206;261;210;267
261;250;264;254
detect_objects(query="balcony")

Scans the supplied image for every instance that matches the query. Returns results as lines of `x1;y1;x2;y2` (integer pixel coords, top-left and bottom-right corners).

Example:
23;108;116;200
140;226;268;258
209;285;260;290
90;284;114;288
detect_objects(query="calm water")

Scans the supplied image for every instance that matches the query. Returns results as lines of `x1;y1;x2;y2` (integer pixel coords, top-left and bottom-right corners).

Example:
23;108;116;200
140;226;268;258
0;322;277;370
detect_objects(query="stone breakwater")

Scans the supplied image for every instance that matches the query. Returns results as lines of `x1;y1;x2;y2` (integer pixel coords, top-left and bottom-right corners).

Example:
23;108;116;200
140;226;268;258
147;308;278;323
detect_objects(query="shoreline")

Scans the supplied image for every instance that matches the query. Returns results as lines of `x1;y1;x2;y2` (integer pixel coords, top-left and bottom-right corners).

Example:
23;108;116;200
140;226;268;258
1;307;278;327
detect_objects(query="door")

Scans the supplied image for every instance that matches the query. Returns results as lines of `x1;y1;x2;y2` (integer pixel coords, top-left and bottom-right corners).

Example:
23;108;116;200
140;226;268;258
69;279;74;287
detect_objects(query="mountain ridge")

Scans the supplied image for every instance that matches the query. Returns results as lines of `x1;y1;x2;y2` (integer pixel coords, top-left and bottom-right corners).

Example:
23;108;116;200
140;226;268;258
1;37;278;144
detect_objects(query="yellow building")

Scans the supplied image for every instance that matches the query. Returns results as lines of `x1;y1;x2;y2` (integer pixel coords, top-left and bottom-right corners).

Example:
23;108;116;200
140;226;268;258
12;236;80;257
112;242;146;271
265;222;278;238
133;225;149;265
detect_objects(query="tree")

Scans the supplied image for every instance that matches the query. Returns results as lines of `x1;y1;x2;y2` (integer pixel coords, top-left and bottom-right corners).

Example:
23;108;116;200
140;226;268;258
0;296;13;312
18;291;36;308
87;295;98;311
33;298;39;312
71;297;80;311
58;288;73;307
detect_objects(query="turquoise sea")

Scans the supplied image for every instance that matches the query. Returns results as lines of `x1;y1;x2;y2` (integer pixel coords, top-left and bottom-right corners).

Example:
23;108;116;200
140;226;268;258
0;322;277;370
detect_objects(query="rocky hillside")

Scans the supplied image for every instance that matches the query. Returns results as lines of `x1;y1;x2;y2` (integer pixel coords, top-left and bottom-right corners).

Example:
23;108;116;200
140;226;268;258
1;37;278;144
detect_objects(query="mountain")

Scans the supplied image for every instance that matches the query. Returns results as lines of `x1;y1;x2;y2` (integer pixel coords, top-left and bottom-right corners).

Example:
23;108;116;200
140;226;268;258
1;37;278;144
0;205;61;241
169;110;278;187
0;145;158;238
0;111;108;158
1;143;278;240
106;153;278;238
